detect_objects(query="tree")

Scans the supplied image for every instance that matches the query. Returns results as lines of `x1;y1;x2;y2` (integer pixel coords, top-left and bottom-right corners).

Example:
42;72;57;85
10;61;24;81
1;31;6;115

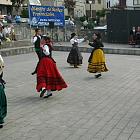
96;9;106;25
21;8;29;18
96;9;106;18
11;0;25;13
64;0;76;17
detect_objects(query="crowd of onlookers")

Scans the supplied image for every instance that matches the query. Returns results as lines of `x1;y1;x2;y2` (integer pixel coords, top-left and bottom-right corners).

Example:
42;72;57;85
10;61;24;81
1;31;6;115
0;23;16;45
129;26;140;46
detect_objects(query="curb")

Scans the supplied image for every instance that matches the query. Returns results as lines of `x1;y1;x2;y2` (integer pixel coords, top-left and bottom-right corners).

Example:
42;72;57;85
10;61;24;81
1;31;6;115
54;46;140;56
1;45;140;57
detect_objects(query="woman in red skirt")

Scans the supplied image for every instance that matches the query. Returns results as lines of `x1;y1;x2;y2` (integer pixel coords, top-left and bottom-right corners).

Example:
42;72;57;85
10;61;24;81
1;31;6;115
36;36;67;98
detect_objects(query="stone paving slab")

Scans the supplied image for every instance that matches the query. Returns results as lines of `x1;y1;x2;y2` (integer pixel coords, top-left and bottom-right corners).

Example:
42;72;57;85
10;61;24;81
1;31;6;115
0;52;140;140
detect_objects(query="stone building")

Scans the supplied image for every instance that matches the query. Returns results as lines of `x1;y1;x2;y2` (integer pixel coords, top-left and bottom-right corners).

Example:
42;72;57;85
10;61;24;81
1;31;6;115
86;0;105;18
0;0;12;14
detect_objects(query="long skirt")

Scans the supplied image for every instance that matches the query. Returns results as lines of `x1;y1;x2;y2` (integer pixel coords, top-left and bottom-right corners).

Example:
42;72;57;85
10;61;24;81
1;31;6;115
87;49;108;73
0;85;7;124
67;46;83;65
36;57;67;92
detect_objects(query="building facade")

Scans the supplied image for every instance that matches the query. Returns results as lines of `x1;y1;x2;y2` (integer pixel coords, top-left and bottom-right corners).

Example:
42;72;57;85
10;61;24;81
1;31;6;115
0;0;12;14
86;0;105;18
74;0;86;17
40;0;86;17
127;0;140;9
105;0;140;9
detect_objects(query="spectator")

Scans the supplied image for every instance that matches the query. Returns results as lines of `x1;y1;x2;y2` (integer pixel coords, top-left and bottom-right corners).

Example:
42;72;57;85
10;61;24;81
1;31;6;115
135;27;140;45
15;14;21;24
0;26;4;45
2;25;9;38
129;27;136;45
6;13;12;23
83;20;88;29
5;33;11;42
0;11;3;22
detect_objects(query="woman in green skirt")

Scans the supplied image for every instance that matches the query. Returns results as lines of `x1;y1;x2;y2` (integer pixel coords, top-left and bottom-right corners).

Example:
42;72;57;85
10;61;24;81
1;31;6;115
0;55;7;128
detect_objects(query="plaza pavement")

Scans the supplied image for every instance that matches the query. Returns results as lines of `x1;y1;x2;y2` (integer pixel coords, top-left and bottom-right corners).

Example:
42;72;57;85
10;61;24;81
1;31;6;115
0;51;140;140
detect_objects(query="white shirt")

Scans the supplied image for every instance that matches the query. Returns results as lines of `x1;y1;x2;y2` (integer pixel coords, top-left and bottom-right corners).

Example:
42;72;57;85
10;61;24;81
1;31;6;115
70;38;84;45
32;35;41;44
0;55;4;75
43;45;50;56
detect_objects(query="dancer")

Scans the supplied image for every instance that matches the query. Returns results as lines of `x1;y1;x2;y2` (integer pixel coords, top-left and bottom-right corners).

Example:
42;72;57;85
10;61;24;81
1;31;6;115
31;28;42;75
41;36;54;57
87;32;108;78
36;36;67;98
0;55;7;128
67;33;86;68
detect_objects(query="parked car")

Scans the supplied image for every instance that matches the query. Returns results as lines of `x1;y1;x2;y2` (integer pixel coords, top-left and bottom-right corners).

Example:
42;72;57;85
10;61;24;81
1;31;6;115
94;25;107;30
65;20;75;26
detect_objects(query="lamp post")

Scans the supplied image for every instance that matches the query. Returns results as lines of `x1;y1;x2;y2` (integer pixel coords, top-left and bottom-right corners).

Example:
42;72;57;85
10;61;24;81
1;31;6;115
89;0;92;19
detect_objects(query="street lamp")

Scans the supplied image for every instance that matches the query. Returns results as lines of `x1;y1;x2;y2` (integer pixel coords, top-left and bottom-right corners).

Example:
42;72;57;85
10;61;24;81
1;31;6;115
89;0;92;19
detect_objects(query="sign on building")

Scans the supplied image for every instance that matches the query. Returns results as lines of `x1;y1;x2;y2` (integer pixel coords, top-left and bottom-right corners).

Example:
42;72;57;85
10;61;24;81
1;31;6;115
28;5;65;26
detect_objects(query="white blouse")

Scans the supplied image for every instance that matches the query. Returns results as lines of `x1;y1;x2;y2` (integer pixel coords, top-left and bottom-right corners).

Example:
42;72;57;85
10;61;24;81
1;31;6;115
43;45;50;56
0;55;4;75
70;38;85;45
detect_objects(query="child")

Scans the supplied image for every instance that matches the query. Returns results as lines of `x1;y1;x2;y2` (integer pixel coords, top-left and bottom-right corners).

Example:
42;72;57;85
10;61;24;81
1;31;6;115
0;55;7;128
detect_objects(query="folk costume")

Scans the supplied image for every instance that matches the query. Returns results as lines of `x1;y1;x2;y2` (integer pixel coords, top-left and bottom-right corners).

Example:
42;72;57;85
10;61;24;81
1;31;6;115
43;36;54;57
36;41;67;98
31;33;42;75
0;55;7;128
87;37;108;78
67;33;84;68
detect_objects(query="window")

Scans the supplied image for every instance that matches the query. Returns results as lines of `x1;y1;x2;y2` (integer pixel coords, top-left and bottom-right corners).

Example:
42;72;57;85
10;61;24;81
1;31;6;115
107;1;110;8
86;0;89;3
134;0;140;5
86;0;95;4
98;0;101;4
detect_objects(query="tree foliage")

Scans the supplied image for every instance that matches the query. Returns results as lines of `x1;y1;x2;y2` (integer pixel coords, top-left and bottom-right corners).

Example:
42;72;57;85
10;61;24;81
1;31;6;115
11;0;25;6
64;0;76;9
96;9;106;18
64;0;76;17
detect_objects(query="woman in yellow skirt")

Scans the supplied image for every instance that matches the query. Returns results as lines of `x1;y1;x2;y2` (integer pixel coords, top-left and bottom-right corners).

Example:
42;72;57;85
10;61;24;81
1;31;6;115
87;33;108;78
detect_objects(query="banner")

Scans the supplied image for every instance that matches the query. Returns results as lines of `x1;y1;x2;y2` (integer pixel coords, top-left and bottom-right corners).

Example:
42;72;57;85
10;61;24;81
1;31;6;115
29;5;65;26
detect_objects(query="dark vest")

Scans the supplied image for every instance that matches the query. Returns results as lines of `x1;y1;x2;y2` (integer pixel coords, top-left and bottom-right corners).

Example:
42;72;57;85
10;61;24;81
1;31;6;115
34;36;41;51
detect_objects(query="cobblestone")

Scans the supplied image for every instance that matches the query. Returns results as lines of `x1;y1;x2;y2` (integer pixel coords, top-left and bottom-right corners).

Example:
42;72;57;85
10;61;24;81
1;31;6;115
0;51;140;140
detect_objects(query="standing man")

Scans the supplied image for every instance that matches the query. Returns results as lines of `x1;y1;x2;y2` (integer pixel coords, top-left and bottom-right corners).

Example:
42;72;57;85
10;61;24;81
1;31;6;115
31;28;42;75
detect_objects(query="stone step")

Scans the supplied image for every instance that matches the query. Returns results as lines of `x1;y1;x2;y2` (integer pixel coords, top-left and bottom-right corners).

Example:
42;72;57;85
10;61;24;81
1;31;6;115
1;45;140;57
0;40;32;49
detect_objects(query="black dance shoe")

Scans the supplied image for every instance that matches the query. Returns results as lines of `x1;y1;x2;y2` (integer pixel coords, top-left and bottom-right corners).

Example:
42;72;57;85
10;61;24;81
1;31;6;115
44;93;52;98
31;71;36;75
40;89;46;97
0;125;3;129
95;74;102;78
